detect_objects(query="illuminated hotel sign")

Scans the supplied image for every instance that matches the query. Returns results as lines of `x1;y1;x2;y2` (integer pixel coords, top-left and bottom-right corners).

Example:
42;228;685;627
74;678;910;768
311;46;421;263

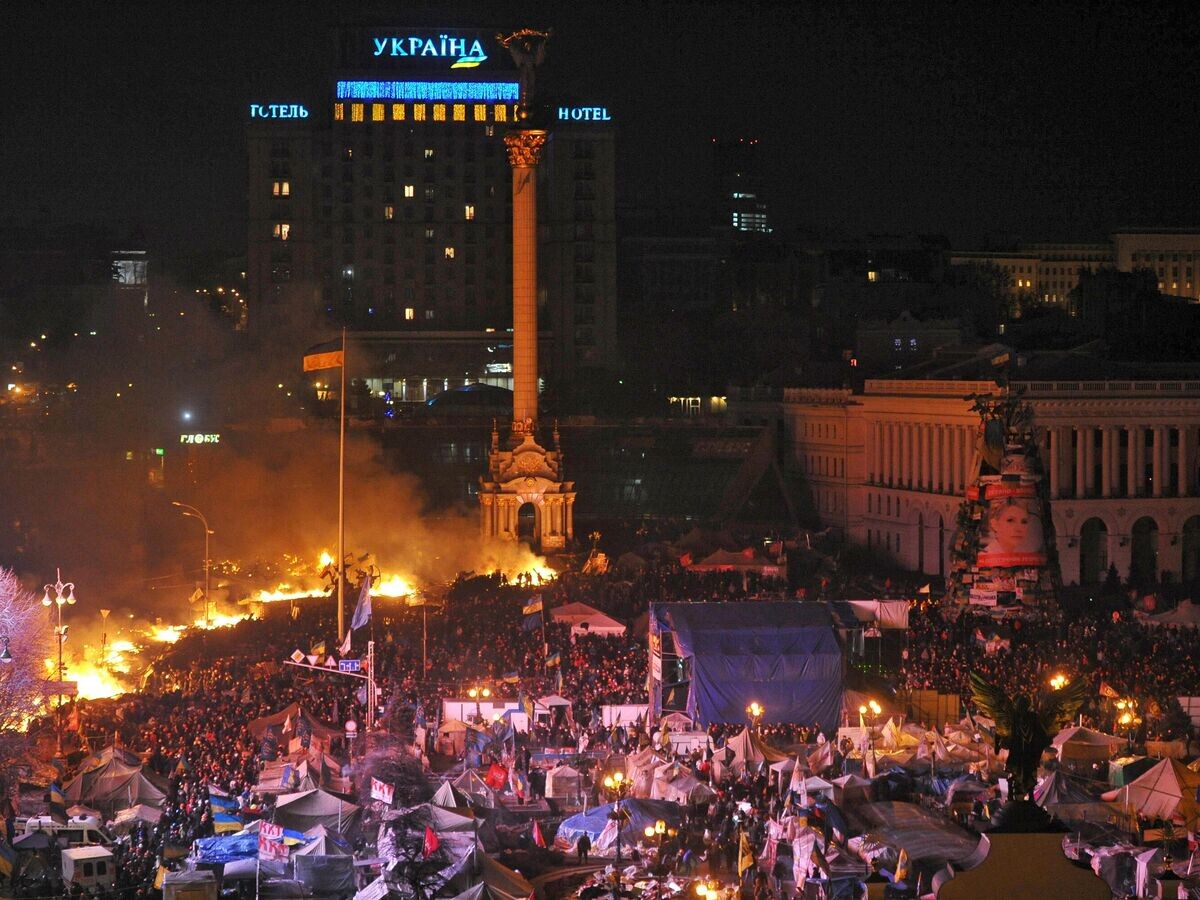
179;433;221;444
371;33;488;68
337;81;517;102
557;106;612;122
249;103;309;119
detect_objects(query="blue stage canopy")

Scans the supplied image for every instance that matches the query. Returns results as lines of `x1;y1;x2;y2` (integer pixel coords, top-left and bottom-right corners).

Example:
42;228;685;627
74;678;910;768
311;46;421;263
651;602;843;731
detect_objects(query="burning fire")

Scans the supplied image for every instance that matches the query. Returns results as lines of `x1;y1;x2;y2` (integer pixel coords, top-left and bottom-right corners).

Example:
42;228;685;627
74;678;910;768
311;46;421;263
375;574;416;598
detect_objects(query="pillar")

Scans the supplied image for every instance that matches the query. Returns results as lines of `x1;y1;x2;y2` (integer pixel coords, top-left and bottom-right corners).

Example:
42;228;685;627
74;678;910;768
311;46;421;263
934;425;945;493
1180;426;1190;496
504;129;548;436
872;421;882;484
1133;426;1145;496
1152;425;1165;497
1075;426;1086;499
918;425;928;490
962;425;973;489
1101;426;1112;498
1048;426;1060;499
952;426;963;494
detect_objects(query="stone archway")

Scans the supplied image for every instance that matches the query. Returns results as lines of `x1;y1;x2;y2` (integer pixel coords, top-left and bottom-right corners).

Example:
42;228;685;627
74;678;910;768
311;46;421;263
1183;516;1200;584
1130;516;1159;585
516;502;537;546
1079;518;1108;585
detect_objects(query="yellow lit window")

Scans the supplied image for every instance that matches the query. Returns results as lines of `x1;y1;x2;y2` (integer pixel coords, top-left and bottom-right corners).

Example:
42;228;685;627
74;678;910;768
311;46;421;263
334;103;344;121
452;104;466;121
273;223;290;241
424;148;434;159
433;104;446;121
391;103;405;121
404;307;415;321
384;205;394;221
464;204;475;221
444;246;455;259
371;103;384;122
473;104;487;122
493;104;507;122
413;104;426;121
403;184;415;198
351;103;364;122
272;180;290;197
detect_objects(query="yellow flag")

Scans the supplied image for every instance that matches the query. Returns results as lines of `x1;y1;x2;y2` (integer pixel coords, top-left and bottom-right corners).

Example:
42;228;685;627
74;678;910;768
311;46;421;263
154;865;168;890
895;847;909;883
303;350;344;372
738;831;755;876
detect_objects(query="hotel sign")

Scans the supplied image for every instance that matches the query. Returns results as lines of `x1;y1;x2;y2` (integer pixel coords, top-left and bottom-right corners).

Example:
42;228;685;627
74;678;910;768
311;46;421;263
557;107;612;122
180;433;221;444
372;33;489;68
250;103;309;119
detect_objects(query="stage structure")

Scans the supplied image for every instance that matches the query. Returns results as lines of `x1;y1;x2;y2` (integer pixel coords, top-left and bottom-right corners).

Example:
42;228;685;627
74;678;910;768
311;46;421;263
649;602;844;732
478;28;575;552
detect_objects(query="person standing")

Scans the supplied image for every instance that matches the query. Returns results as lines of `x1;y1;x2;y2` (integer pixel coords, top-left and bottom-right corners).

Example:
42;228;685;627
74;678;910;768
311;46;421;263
576;832;591;864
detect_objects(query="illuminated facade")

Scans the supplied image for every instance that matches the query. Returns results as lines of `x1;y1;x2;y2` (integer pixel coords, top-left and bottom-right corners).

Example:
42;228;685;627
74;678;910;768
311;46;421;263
730;363;1200;586
246;27;617;383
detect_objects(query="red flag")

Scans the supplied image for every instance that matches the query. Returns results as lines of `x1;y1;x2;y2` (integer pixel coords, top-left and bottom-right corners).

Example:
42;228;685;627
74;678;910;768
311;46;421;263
422;826;440;858
679;552;693;567
532;820;546;849
1099;682;1119;699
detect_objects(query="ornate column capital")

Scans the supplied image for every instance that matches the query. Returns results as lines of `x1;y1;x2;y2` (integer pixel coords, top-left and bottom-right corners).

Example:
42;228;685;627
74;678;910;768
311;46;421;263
504;130;548;168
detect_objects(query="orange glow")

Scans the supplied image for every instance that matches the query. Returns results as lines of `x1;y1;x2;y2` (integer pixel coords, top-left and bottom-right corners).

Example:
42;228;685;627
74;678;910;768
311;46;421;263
375;574;416;598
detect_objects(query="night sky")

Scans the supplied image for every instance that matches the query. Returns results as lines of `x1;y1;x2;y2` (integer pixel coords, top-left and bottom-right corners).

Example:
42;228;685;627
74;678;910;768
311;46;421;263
4;0;1200;262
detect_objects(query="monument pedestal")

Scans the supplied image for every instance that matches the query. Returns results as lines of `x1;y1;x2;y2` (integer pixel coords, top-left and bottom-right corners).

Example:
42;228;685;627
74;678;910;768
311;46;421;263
479;423;575;551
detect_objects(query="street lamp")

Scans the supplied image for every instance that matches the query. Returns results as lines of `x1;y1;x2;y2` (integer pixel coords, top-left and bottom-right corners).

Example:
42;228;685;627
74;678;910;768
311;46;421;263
601;770;632;873
468;685;491;723
746;701;764;733
1049;673;1069;691
0;636;13;664
172;501;213;628
42;568;76;756
642;818;666;847
859;699;882;771
1115;699;1142;754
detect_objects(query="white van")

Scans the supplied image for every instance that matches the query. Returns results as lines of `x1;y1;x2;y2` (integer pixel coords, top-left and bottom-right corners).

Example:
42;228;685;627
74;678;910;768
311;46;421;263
19;814;112;847
61;846;115;890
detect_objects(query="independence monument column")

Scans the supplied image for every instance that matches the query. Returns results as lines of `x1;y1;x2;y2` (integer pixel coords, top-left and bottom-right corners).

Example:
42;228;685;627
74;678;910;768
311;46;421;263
478;29;575;551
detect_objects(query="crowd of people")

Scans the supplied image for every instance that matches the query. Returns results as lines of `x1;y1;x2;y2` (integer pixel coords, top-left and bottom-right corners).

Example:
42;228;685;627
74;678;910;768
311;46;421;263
10;536;1200;898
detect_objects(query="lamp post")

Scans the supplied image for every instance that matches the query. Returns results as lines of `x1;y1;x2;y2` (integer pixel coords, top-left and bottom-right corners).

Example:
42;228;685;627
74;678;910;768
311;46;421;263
172;501;213;628
602;770;631;881
0;636;13;664
42;568;76;756
1115;699;1142;754
468;685;491;724
746;701;764;734
858;699;882;772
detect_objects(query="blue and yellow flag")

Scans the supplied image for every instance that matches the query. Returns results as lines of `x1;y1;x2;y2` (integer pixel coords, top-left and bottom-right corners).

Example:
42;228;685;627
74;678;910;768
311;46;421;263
501;671;520;684
544;651;560;668
213;812;244;834
48;783;67;825
521;610;542;632
208;787;237;814
522;596;543;616
0;839;17;877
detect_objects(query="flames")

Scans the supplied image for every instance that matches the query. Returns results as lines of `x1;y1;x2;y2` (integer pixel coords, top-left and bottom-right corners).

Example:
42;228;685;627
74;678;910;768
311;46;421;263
375;574;416;598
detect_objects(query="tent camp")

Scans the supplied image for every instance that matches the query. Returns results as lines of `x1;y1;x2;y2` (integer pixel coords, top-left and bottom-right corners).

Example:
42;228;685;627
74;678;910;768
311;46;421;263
651;602;843;729
650;767;717;806
548;602;626;637
686;548;783;575
1101;758;1200;824
711;727;789;781
555;798;684;856
63;751;166;815
274;789;361;835
832;774;872;807
431;781;472;809
1052;726;1121;764
1146;600;1200;628
293;824;352;857
844;600;911;630
248;703;341;745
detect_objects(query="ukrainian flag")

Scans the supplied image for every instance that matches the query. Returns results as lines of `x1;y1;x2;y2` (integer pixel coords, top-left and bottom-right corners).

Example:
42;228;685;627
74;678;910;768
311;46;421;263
208;788;237;814
522;596;543;616
212;813;243;834
48;783;67;824
544;651;560;668
0;839;17;877
501;671;520;684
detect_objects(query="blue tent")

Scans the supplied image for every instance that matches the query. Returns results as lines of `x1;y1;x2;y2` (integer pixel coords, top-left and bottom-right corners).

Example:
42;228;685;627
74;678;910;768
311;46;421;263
194;825;310;865
650;602;843;730
555;799;684;856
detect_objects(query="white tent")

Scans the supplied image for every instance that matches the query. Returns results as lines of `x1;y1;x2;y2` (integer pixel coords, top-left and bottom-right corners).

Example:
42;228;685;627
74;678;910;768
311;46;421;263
1052;726;1121;763
651;768;717;806
800;776;835;802
549;601;627;637
845;599;911;630
1147;600;1200;628
544;765;583;800
107;804;162;833
1101;758;1200;824
832;774;872;807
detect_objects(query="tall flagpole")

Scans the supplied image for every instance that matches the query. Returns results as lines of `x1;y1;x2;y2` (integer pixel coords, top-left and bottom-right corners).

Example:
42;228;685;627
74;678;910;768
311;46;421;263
337;327;347;639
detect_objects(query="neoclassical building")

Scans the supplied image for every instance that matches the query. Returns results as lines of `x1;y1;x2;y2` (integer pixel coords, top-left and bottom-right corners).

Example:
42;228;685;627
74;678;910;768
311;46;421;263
730;360;1200;585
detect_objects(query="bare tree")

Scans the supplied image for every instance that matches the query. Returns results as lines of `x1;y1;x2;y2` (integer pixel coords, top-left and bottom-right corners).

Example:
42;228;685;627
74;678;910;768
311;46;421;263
0;566;54;771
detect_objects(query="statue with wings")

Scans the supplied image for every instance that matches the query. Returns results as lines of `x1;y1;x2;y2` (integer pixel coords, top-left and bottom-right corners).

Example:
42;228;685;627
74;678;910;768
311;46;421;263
969;671;1091;800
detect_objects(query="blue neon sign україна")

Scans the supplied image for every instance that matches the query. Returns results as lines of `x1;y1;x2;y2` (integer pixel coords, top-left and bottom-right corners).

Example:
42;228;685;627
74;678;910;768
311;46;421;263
371;34;488;68
336;81;518;102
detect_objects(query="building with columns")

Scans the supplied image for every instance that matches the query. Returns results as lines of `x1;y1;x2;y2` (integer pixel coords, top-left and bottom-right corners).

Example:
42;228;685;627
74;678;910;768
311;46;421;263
730;352;1200;585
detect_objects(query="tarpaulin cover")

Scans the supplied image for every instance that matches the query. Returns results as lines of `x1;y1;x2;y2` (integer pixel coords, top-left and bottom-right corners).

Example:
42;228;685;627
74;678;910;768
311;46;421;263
554;798;684;856
653;602;843;730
